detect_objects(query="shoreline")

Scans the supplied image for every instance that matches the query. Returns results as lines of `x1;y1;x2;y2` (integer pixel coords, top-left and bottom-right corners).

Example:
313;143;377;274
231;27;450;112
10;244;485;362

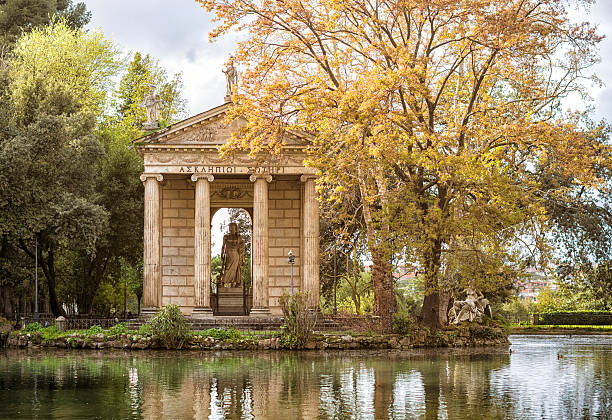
4;324;510;351
510;327;612;335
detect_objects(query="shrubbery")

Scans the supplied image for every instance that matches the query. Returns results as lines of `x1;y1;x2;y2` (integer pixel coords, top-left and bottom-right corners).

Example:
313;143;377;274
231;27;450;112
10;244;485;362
279;292;317;348
23;322;43;332
392;312;414;336
109;322;129;336
137;323;152;336
535;311;612;326
0;317;12;347
147;304;190;349
85;325;105;336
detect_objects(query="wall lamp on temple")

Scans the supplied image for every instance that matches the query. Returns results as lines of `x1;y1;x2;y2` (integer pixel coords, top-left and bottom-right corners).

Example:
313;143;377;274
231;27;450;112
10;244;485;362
288;250;295;296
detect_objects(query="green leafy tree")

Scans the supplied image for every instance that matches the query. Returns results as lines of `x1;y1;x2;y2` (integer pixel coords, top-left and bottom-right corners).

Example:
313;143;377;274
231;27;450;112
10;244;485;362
0;0;91;49
0;20;121;316
115;52;186;128
556;262;612;311
536;287;566;313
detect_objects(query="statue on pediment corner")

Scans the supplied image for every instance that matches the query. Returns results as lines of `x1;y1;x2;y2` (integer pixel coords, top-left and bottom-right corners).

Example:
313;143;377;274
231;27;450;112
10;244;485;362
143;85;162;130
222;57;238;101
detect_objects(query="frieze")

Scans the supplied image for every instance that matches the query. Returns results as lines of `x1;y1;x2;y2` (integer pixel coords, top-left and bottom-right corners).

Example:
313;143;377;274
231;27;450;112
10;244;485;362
212;187;253;200
145;152;305;167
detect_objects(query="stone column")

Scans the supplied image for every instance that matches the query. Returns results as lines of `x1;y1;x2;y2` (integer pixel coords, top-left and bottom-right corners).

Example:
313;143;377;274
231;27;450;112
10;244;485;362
250;174;272;316
301;175;320;308
191;174;214;318
140;173;163;315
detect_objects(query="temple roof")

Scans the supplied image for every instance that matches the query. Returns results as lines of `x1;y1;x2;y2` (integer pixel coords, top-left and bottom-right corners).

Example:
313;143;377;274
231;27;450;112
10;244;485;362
133;102;309;153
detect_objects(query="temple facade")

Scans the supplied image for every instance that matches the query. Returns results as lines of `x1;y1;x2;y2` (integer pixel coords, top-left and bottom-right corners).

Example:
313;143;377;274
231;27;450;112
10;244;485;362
134;102;319;317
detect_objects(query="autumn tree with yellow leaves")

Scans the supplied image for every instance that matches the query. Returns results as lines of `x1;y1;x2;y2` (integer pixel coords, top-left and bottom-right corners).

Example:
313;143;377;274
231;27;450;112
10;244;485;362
197;0;611;328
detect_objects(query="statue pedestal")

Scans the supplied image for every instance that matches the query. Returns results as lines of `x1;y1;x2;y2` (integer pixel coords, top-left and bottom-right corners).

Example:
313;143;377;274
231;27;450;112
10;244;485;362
216;287;245;315
143;122;159;130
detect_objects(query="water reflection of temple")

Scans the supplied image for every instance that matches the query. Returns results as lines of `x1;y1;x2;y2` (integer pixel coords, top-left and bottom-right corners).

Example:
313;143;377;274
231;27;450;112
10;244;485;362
140;353;322;419
136;352;512;419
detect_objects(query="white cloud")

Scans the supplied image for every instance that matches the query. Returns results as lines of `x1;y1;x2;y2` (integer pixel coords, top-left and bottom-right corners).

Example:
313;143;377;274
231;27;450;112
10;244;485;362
83;0;236;115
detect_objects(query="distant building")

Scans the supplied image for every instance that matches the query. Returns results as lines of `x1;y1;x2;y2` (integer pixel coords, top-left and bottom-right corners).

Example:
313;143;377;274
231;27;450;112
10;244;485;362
516;267;558;302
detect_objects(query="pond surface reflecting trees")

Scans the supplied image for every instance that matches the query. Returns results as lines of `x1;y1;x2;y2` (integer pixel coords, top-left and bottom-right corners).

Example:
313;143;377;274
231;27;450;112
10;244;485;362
1;335;610;419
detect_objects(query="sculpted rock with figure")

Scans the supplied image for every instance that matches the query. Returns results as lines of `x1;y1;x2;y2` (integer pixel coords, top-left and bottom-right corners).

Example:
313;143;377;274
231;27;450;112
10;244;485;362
448;288;491;325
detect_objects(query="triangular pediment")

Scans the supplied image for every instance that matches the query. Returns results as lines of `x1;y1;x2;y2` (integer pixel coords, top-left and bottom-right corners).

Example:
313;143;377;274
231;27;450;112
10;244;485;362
134;102;310;148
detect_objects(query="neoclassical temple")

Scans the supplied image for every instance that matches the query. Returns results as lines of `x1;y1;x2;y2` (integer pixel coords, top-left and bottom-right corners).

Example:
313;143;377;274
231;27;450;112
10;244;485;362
134;102;319;317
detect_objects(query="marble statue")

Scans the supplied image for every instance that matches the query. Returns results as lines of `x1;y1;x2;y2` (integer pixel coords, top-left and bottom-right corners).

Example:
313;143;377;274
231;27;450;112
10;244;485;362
220;223;246;288
222;58;238;100
448;288;491;324
143;85;162;129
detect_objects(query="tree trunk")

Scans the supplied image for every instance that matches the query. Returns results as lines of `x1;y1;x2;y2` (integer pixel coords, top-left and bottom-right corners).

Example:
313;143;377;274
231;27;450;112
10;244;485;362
39;245;65;317
358;176;393;322
371;248;392;319
420;238;448;329
0;286;13;318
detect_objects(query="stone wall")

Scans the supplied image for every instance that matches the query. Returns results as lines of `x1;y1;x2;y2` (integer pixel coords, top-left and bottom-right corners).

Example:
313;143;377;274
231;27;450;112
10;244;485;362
267;180;302;313
6;324;511;350
161;178;196;314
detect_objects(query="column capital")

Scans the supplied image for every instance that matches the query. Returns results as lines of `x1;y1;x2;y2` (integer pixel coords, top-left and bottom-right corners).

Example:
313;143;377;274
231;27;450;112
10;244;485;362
140;173;164;183
190;173;215;183
300;174;317;183
249;174;273;183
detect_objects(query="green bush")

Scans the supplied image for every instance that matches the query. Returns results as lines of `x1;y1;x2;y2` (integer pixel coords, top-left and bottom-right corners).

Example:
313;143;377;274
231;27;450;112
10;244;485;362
148;304;190;349
137;323;152;336
0;318;12;347
40;326;62;342
109;322;129;336
280;333;298;349
392;312;414;336
85;325;105;336
23;322;43;332
535;311;612;326
279;292;317;348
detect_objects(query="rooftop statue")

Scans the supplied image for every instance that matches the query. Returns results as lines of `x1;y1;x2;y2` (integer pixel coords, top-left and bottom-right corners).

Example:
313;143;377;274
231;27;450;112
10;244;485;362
222;57;238;102
142;85;162;130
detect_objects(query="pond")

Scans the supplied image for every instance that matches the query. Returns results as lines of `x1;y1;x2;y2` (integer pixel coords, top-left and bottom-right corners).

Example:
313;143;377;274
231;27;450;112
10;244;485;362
1;335;610;419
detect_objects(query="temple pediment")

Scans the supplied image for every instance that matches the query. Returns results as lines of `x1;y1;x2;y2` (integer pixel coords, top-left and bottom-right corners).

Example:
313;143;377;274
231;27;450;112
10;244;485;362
134;102;315;177
134;102;309;149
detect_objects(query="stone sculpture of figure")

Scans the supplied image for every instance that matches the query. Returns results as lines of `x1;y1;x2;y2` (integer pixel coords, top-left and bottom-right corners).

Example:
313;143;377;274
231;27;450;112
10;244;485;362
220;222;246;288
448;288;490;325
142;85;161;129
222;58;238;99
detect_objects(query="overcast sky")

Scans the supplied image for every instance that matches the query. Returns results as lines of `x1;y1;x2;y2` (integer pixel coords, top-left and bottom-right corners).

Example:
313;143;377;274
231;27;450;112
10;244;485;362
82;0;612;121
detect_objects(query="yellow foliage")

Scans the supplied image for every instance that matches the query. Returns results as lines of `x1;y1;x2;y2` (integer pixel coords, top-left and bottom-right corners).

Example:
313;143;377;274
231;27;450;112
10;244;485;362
196;0;611;322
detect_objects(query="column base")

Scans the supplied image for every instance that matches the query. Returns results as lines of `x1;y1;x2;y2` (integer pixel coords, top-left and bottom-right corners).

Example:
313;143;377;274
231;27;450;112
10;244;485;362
249;307;271;317
140;307;158;318
191;307;214;319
